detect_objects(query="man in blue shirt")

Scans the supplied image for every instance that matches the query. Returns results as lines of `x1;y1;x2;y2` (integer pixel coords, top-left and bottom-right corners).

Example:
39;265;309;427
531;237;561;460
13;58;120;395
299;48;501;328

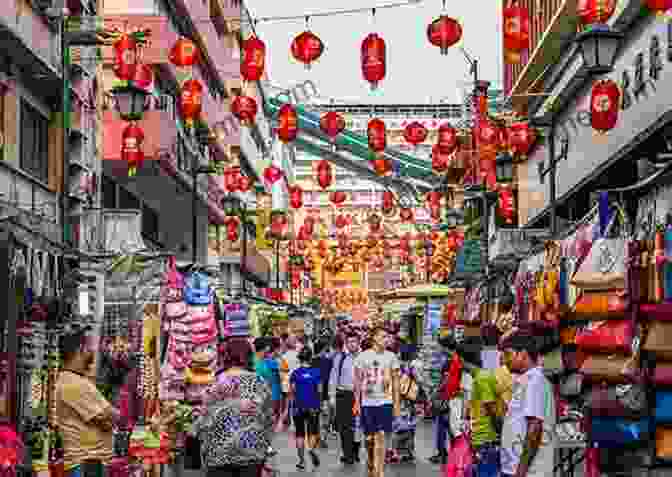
254;337;282;456
290;346;322;470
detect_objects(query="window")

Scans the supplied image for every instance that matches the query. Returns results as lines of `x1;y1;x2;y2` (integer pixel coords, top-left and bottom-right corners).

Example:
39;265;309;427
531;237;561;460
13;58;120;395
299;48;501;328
102;175;117;208
20;100;49;182
118;187;140;209
142;204;159;243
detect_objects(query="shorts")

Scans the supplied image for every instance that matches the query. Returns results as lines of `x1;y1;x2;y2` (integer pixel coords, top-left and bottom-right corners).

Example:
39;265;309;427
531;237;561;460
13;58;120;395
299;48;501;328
293;409;320;437
361;404;393;434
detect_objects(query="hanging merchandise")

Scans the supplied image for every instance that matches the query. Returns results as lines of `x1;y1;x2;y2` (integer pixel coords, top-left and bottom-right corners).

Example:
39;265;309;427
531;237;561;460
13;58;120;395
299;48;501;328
427;14;462;55
113;33;138;80
645;0;672;14
240;34;266;82
590;79;621;134
403;121;428;147
329;191;347;207
276;103;298;143
121;122;144;177
320;110;346;143
577;0;617;25
180;78;203;127
502;5;530;64
237;174;252;192
498;186;515;224
231;95;258;126
169;37;199;67
315;160;333;189
184;271;212;306
437;123;458;154
400;208;414;223
263;165;284;185
507;121;536;158
361;32;386;90
367;118;387;153
382;190;395;215
289;185;303;209
432;144;450;173
291;27;325;68
372;158;392;176
132;63;154;90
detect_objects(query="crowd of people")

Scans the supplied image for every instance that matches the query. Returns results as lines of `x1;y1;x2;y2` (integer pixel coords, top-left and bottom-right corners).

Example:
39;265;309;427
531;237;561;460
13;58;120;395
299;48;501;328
52;321;558;477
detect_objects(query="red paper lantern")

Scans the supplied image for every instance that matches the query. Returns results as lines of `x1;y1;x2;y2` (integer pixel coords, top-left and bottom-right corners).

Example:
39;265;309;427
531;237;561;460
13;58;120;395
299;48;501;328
113;34;138;80
475;118;500;153
231;95;258;126
291;30;325;68
224;167;239;192
426;191;442;206
361;33;386;90
368;119;387;153
169;37;199;67
303;218;315;235
372;158;392;176
227;221;239;242
498;186;515;224
320;111;346;141
316;160;333;189
503;6;530;64
121;122;144;175
237;174;252;192
403;121;428;146
329;191;347;207
399;208;414;223
263;165;284;185
646;0;672;14
132;63;153;90
437;123;458;155
289;185;303;209
427;16;462;54
590;79;620;133
382;191;395;212
276;104;298;143
432;145;450;173
508;122;536;158
180;79;203;126
577;0;617;25
240;34;266;82
430;204;441;222
335;215;348;229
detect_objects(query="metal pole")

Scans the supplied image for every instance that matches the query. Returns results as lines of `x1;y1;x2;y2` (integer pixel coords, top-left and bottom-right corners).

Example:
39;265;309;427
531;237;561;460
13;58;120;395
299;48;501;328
482;194;489;277
549;118;557;236
192;163;198;263
473;58;478;83
61;20;70;245
241;201;247;294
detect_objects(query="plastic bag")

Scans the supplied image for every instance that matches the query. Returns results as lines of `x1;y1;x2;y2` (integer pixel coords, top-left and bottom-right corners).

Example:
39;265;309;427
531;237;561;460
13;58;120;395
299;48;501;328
444;434;474;477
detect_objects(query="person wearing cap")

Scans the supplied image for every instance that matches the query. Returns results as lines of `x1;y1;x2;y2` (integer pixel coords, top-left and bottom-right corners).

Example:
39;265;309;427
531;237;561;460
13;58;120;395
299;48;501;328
289;346;322;470
500;330;557;477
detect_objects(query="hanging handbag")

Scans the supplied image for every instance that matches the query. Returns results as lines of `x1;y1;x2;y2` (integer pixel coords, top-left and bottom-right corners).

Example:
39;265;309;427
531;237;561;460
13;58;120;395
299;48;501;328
654;391;672;423
587;384;647;418
653;363;672;386
162;257;183;303
588;417;650;448
656;426;672;460
580;353;642;385
184;272;212;306
643;320;672;360
575;319;636;354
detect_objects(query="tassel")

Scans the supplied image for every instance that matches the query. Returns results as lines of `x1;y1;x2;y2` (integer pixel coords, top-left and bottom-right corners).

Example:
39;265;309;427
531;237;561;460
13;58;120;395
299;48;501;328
598;192;610;237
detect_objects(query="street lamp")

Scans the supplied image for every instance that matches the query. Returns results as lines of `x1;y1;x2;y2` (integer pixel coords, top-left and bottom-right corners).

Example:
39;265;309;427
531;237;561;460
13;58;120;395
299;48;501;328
575;24;623;75
496;152;514;183
109;84;150;121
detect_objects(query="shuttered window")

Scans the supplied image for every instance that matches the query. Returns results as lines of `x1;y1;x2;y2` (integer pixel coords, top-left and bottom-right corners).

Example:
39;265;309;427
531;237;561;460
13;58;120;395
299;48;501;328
20;100;49;182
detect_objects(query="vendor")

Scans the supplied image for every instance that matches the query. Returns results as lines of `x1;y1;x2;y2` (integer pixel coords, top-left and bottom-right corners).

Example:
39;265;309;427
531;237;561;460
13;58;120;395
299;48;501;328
55;328;118;477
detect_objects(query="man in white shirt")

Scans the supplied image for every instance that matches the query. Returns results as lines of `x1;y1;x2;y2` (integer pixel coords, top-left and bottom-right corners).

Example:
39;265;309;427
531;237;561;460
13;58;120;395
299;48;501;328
500;331;556;477
354;327;400;477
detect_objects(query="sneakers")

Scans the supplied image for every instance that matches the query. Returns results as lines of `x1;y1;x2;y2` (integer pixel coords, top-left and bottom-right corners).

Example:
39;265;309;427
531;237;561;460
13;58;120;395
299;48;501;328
296;460;305;471
267;446;277;457
309;450;320;468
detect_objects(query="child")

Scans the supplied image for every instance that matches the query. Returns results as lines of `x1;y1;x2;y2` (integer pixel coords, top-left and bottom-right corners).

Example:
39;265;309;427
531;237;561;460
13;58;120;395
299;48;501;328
290;346;322;470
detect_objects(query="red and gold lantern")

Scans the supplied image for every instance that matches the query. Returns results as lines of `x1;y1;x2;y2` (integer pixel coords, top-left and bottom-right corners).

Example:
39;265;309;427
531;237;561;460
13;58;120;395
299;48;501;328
508;122;536;158
240;34;265;82
382;191;395;215
329;191;347;207
503;6;530;64
427;16;462;54
426;191;442;207
132;63;154;90
231;95;258;126
226;218;240;242
113;34;138;80
361;33;386;90
224;167;240;192
590;79;620;133
645;0;672;14
368;118;387;153
577;0;617;25
437;123;458;155
316;160;333;189
498;186;515;224
263;165;284;185
121;122;144;176
237;174;252;192
399;208;414;223
169;37;199;67
372;158;392;176
291;30;325;68
335;215;348;230
289;185;303;209
180;79;203;126
276;104;298;143
432;145;450;174
403;121;428;147
320;111;346;142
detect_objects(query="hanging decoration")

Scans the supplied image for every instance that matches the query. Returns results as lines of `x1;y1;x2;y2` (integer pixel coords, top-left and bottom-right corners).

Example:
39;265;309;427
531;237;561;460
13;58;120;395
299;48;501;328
576;0;617;25
224;167;240;192
240;34;266;82
503;5;530;64
498;185;515;224
507;121;536;158
645;0;672;15
381;190;395;216
426;191;442;207
291;26;325;69
427;15;462;54
276;104;298;143
399;208;414;223
432;144;450;174
263;165;284;185
132;63;154;90
237;174;252;192
329;191;347;207
169;37;199;67
372;158;392;176
335;215;348;229
320;111;346;143
590;79;621;133
475;118;500;153
437;123;458;154
316;160;333;189
289;185;304;209
113;33;138;80
367;118;387;153
403;121;428;147
179;78;203;127
361;32;386;90
121;122;144;177
226;217;240;242
231;95;258;126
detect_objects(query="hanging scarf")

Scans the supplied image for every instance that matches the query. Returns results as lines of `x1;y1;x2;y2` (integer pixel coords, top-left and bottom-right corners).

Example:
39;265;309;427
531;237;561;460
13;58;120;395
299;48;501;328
440;353;463;400
0;425;24;476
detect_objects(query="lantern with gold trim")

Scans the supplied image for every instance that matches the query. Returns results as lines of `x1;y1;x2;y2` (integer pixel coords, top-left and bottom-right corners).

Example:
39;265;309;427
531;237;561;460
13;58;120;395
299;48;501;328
316;160;333;189
113;33;138;80
240;34;266;82
427;15;462;54
289;185;303;209
276;104;298;143
403;121;428;147
361;33;386;90
590;79;620;134
180;79;203;127
291;30;325;69
231;95;258;126
368;119;387;154
503;5;530;64
169;37;199;67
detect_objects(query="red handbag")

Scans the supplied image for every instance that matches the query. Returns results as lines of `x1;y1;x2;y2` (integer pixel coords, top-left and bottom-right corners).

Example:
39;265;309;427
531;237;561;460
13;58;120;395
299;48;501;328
575;319;635;354
654;363;672;387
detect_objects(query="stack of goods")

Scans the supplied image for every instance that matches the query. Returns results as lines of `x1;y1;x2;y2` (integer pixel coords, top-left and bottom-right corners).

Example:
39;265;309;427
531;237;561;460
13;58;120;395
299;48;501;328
456;287;483;341
224;303;250;338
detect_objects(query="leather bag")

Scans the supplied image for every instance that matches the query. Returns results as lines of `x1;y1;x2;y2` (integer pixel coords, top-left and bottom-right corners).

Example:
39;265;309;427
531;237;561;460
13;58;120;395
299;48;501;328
656;427;672;460
587;384;647;418
643;320;672;360
653;363;672;387
575;319;635;355
580;353;642;385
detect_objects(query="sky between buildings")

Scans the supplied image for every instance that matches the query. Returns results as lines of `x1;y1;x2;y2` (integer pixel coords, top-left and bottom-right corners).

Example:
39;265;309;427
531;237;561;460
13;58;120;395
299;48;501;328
244;0;504;105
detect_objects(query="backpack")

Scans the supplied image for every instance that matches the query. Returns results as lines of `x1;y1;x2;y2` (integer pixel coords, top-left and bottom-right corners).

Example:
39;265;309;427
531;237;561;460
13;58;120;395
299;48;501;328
184;272;212;305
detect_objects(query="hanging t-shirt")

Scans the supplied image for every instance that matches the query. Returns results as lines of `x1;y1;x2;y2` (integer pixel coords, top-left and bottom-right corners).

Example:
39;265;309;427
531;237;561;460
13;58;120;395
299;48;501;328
470;368;498;448
501;367;557;477
290;366;322;412
354;349;400;407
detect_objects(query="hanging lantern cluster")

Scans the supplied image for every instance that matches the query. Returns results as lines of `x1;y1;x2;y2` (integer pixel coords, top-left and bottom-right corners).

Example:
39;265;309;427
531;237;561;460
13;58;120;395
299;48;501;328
121;122;144;177
361;33;386;90
168;37;203;128
577;0;617;25
223;167;252;193
291;25;325;68
263;165;284;186
590;79;621;134
329;191;347;207
289;185;303;209
320;110;346;144
498;185;515;224
240;34;266;82
427;15;462;55
503;5;530;64
276;104;298;143
645;0;672;15
231;95;258;126
315;160;333;189
368;118;387;153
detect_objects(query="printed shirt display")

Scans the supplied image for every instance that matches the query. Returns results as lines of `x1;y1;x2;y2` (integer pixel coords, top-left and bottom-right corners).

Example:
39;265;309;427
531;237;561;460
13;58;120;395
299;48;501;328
501;367;557;477
290;366;321;412
193;372;273;467
354;350;400;407
470;368;499;448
